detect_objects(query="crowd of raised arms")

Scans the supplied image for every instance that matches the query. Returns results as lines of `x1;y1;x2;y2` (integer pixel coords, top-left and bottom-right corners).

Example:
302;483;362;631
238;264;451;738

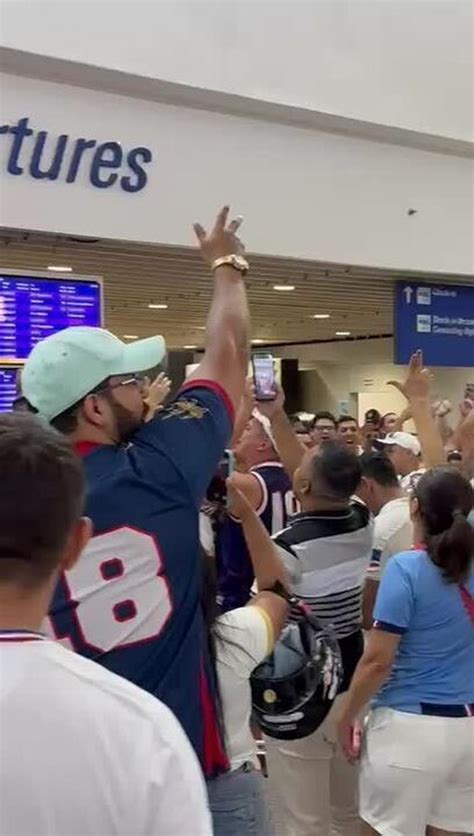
0;208;473;836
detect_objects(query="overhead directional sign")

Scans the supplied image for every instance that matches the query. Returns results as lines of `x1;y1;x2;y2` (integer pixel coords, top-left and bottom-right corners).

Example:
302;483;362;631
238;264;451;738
394;281;474;367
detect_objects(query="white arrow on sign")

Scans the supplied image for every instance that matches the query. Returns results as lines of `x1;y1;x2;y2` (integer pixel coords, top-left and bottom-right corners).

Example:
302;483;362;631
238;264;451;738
404;286;413;304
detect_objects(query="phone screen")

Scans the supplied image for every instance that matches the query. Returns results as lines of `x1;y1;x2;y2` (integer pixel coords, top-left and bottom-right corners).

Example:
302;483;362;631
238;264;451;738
252;354;276;401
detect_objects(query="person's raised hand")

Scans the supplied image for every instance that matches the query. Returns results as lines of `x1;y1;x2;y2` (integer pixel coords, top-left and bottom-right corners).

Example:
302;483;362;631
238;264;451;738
193;206;244;267
256;382;285;420
433;399;452;418
458;407;474;458
387;350;432;402
144;372;172;421
459;398;473;420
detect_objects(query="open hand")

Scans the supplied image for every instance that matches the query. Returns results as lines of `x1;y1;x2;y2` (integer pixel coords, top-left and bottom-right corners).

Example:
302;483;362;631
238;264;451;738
459;398;473;419
387;350;432;402
193;206;245;266
433;399;452;418
144;372;172;421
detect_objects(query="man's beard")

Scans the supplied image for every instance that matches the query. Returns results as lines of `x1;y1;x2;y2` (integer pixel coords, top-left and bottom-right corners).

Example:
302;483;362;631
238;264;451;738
106;394;145;443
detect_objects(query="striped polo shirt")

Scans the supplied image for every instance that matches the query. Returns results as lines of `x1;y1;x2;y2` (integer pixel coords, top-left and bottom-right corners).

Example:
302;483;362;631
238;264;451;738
273;502;373;639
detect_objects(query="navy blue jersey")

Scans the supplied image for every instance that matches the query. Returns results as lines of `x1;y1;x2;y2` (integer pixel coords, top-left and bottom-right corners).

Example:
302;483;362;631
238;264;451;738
46;381;232;776
216;462;294;611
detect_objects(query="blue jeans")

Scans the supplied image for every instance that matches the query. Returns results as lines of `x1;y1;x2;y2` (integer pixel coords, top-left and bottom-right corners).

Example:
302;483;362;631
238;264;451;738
207;764;273;836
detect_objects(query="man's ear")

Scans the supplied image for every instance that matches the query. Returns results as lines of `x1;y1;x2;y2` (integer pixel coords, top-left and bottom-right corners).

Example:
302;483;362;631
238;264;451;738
61;517;92;572
82;393;108;427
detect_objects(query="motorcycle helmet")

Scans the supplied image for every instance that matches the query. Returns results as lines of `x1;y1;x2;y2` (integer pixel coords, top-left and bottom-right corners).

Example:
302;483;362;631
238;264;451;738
251;604;343;740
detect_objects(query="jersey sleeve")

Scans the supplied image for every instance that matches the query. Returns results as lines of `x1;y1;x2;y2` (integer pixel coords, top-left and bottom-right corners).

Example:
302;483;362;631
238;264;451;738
373;553;416;634
143;703;212;835
214;606;272;678
133;381;233;506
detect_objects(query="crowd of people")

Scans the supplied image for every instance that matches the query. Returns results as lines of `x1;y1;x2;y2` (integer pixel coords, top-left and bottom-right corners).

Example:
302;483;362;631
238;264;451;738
0;207;473;836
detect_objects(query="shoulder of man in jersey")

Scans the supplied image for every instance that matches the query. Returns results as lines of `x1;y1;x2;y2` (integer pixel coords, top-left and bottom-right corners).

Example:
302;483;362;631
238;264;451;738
130;380;234;507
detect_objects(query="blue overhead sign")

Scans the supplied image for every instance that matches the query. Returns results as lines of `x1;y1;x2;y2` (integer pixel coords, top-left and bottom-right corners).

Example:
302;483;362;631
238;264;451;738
394;281;474;367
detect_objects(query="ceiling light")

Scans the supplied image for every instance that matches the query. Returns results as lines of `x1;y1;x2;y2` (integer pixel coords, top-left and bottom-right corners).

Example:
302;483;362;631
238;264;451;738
252;339;265;344
196;326;206;330
313;313;330;319
123;334;138;340
148;303;168;310
335;331;351;337
184;345;197;350
273;285;295;292
47;265;73;272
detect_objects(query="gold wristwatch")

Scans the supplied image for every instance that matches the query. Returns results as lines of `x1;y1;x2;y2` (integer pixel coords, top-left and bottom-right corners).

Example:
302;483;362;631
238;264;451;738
211;254;249;275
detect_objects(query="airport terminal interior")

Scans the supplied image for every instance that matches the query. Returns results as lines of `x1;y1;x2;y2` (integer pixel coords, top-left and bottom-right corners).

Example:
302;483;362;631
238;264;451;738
0;1;473;835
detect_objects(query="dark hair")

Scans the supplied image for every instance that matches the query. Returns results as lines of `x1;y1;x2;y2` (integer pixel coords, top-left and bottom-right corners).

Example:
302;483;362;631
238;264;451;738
414;467;474;584
313;411;336;427
289;414;312;431
337;415;358;428
365;409;381;424
360;452;399;488
16;398;81;434
0;413;84;588
311;443;362;501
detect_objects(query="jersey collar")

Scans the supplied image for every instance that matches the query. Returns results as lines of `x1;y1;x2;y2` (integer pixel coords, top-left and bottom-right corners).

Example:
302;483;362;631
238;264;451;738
74;441;104;458
0;629;46;642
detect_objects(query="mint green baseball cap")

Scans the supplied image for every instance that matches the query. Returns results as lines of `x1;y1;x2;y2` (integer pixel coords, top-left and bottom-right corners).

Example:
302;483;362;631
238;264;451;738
22;327;166;422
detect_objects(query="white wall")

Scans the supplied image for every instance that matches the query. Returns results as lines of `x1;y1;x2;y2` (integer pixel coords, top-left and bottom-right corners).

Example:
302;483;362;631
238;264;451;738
300;362;472;418
1;0;472;141
275;338;474;416
1;73;473;274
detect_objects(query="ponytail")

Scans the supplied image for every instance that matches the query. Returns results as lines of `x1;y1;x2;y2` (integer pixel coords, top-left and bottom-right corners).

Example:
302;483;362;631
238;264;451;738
426;512;474;584
415;467;474;585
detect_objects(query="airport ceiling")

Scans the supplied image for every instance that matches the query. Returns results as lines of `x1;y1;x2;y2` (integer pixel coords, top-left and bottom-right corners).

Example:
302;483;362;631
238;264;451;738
1;228;472;350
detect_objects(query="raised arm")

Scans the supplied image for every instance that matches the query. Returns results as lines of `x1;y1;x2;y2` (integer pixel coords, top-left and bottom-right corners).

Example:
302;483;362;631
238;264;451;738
388;351;445;468
188;206;249;413
257;385;306;478
230;380;256;448
226;477;289;638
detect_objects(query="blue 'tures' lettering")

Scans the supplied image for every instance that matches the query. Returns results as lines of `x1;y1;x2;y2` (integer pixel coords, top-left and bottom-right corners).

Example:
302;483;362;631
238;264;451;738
0;117;152;193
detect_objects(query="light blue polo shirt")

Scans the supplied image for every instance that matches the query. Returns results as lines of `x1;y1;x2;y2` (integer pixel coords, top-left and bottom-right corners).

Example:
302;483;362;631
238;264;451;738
373;549;474;713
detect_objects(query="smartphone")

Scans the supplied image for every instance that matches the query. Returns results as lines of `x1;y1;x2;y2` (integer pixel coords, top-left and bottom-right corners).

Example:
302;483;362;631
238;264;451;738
217;450;235;482
252;354;276;401
206;450;234;505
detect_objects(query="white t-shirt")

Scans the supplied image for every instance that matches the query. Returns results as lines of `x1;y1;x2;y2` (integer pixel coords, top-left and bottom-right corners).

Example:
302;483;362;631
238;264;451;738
0;632;211;836
366;496;413;582
214;606;271;771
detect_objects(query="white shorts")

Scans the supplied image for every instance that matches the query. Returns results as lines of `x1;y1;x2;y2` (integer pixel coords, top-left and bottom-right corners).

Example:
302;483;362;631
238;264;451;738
360;707;474;836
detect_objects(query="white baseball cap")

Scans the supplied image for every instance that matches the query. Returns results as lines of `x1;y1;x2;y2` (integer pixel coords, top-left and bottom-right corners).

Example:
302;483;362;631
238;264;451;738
378;431;421;456
22;327;166;422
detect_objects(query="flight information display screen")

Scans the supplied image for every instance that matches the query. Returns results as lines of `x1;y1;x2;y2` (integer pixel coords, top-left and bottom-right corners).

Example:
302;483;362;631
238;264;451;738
0;273;102;362
0;366;19;413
